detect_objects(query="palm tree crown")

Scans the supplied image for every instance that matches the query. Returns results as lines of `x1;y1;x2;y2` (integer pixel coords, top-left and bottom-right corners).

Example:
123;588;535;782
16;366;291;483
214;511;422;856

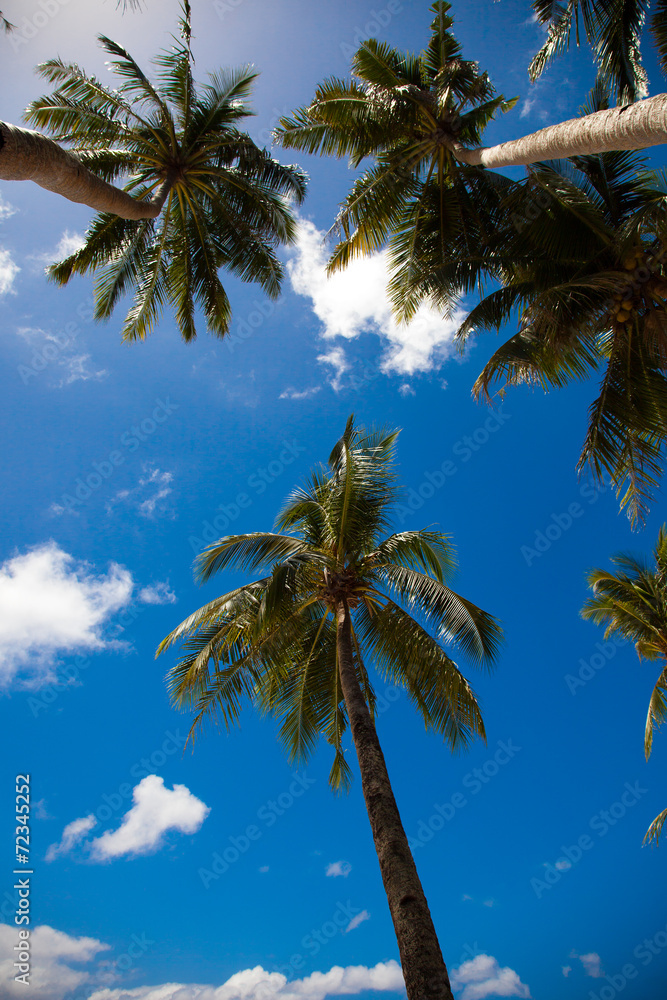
158;416;501;999
582;524;667;843
23;2;306;342
159;415;501;787
453;87;667;525
274;1;518;317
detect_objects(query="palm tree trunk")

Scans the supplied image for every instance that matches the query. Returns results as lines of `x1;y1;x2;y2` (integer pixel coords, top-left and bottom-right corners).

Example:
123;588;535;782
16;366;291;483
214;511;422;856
450;91;667;169
335;599;454;1000
0;122;169;220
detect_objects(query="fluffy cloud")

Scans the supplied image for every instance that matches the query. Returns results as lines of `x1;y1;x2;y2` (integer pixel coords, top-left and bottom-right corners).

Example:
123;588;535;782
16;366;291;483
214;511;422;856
85;960;405;1000
578;953;602;978
317;346;350;391
29;229;86;266
0;247;19;294
138;581;177;605
46;814;97;862
287;219;466;379
325;861;352;878
450;954;531;1000
0;542;133;688
89;775;210;860
0;923;109;999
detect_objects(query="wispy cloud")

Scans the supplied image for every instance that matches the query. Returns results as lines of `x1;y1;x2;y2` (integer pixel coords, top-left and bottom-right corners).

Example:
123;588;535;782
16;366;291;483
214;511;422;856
16;326;107;387
29;229;86;267
0;191;16;220
325;860;352;878
576;952;603;978
107;466;174;519
46;815;97;862
0;542;133;689
344;910;370;933
279;386;321;401
288;219;465;381
138;581;177;605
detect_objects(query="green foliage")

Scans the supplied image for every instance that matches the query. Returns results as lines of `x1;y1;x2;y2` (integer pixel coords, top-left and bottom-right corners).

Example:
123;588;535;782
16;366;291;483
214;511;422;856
529;0;652;104
158;416;502;791
24;2;306;342
455;88;667;525
274;1;517;313
582;526;667;845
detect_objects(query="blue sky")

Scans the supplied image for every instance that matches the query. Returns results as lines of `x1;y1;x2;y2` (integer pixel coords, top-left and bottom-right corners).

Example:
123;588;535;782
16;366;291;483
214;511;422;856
1;1;667;999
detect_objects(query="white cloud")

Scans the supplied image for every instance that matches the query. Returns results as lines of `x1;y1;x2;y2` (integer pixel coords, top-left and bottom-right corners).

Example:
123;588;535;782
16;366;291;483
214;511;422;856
482;899;495;908
325;860;352;878
0;923;109;999
317;346;350;391
46;814;97;862
0;542;133;688
562;967;572;978
450;954;531;1000
57;353;108;386
0;247;19;294
344;910;370;934
29;229;86;266
89;775;209;860
107;466;174;519
0;191;16;219
15;327;107;387
85;960;404;1000
579;953;602;978
138;581;177;605
398;383;415;397
288;219;465;379
258;865;270;873
554;859;571;871
279;386;321;401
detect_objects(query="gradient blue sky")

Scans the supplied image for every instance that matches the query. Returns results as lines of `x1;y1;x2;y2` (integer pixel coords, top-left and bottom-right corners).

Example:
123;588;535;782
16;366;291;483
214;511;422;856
1;2;666;1000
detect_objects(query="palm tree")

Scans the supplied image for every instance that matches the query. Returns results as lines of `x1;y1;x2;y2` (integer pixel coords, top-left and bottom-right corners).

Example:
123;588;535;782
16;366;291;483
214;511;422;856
1;1;306;342
582;525;667;845
529;0;667;105
275;3;667;220
157;416;502;1000
455;87;667;525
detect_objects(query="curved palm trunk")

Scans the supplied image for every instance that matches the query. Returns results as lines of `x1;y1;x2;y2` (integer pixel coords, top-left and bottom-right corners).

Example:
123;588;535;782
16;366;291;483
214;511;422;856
0;122;170;220
335;600;454;1000
451;92;667;169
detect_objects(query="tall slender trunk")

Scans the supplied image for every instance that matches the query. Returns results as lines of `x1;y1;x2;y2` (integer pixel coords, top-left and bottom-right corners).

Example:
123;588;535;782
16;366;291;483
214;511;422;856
449;92;667;169
0;122;170;220
335;599;454;1000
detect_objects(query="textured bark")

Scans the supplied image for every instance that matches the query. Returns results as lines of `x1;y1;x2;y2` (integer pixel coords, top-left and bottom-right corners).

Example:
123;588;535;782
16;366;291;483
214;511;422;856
335;600;454;1000
450;92;667;168
0;122;169;220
